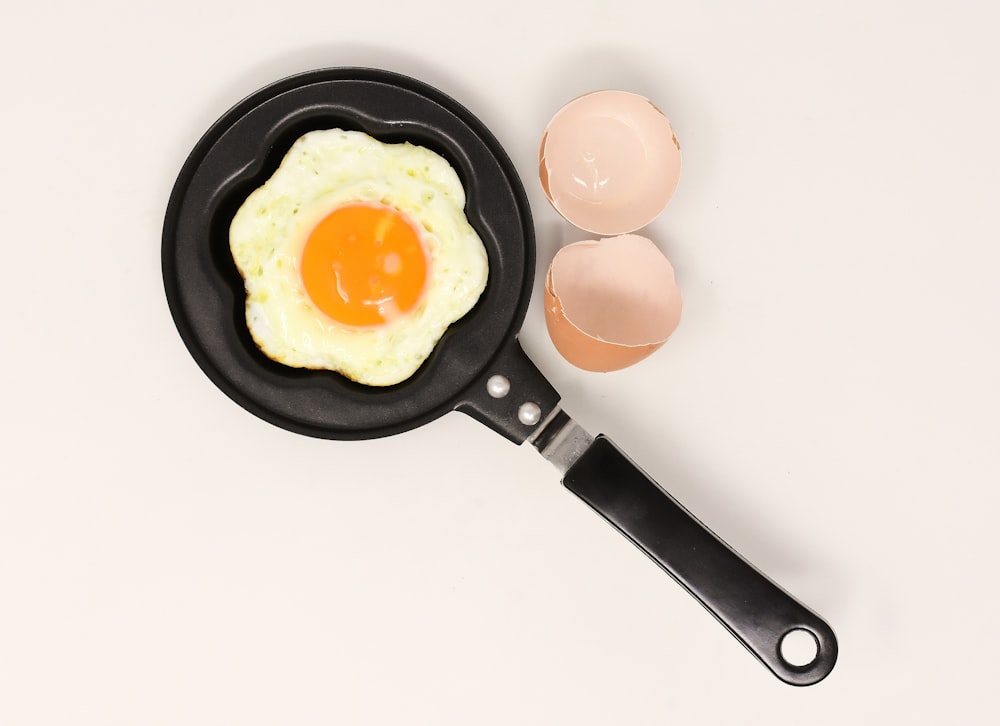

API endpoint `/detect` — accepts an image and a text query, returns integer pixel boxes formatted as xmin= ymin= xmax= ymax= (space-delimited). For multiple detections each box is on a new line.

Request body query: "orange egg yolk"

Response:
xmin=301 ymin=203 xmax=429 ymax=327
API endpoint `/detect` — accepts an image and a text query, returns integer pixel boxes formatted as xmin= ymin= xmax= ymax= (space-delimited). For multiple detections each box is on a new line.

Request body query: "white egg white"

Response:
xmin=229 ymin=129 xmax=489 ymax=386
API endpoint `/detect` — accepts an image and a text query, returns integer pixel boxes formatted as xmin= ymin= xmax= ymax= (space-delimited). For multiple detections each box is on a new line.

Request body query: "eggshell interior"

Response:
xmin=544 ymin=234 xmax=682 ymax=372
xmin=539 ymin=90 xmax=682 ymax=236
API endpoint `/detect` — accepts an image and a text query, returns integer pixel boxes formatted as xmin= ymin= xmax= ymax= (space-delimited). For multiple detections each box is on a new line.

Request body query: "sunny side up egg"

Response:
xmin=229 ymin=129 xmax=489 ymax=386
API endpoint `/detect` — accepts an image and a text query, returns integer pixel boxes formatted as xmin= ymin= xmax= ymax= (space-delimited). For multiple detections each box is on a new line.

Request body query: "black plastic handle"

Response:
xmin=563 ymin=435 xmax=838 ymax=686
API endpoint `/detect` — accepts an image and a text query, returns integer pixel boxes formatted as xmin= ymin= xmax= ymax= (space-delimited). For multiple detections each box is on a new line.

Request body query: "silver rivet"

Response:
xmin=486 ymin=375 xmax=511 ymax=398
xmin=518 ymin=402 xmax=542 ymax=426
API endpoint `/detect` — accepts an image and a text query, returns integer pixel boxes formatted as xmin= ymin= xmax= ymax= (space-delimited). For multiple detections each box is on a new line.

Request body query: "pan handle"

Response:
xmin=537 ymin=423 xmax=838 ymax=686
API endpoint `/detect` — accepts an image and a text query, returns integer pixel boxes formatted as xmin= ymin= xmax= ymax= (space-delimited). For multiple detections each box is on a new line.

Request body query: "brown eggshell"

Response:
xmin=544 ymin=235 xmax=682 ymax=372
xmin=539 ymin=90 xmax=682 ymax=236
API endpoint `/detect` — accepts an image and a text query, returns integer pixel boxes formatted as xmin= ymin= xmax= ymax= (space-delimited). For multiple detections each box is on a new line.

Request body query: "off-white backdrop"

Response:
xmin=3 ymin=1 xmax=998 ymax=724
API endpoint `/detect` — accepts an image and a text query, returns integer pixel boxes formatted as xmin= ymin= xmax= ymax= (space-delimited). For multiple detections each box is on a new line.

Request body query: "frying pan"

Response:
xmin=162 ymin=67 xmax=837 ymax=686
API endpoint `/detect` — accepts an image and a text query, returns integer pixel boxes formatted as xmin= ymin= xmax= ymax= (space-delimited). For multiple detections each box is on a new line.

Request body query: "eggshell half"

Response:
xmin=539 ymin=90 xmax=682 ymax=236
xmin=544 ymin=234 xmax=682 ymax=372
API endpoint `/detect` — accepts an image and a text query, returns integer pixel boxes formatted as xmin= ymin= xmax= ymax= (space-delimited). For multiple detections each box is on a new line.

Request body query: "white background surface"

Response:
xmin=3 ymin=1 xmax=999 ymax=723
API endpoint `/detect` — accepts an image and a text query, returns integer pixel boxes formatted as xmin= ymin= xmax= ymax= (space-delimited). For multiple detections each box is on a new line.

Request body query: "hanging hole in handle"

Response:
xmin=779 ymin=628 xmax=820 ymax=668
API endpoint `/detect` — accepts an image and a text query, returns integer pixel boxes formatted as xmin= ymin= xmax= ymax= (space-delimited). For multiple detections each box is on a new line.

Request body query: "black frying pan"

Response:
xmin=162 ymin=67 xmax=837 ymax=686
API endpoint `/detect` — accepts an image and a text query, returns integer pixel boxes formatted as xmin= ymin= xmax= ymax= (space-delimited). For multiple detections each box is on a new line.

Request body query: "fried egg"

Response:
xmin=229 ymin=129 xmax=489 ymax=386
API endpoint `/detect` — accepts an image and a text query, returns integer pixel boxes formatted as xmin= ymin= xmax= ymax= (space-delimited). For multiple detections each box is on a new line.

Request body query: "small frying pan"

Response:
xmin=162 ymin=67 xmax=837 ymax=686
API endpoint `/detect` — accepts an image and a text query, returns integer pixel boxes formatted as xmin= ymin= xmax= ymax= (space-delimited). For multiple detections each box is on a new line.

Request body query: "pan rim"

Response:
xmin=161 ymin=67 xmax=535 ymax=440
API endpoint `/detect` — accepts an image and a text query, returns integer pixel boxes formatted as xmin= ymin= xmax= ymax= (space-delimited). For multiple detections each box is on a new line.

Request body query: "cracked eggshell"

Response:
xmin=539 ymin=90 xmax=682 ymax=236
xmin=544 ymin=234 xmax=682 ymax=372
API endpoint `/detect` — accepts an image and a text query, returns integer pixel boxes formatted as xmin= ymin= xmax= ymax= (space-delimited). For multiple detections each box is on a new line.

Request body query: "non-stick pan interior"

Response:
xmin=162 ymin=68 xmax=536 ymax=439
